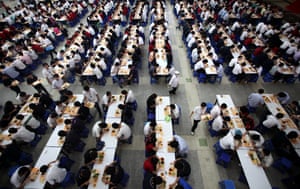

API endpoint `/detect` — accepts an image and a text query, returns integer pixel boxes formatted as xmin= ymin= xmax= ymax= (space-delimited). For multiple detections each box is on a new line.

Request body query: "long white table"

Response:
xmin=237 ymin=150 xmax=272 ymax=189
xmin=156 ymin=96 xmax=171 ymax=121
xmin=156 ymin=121 xmax=174 ymax=154
xmin=24 ymin=146 xmax=61 ymax=189
xmin=216 ymin=94 xmax=235 ymax=108
xmin=156 ymin=152 xmax=176 ymax=188
xmin=262 ymin=93 xmax=300 ymax=156
xmin=106 ymin=95 xmax=125 ymax=119
xmin=87 ymin=147 xmax=116 ymax=189
xmin=96 ymin=118 xmax=120 ymax=149
xmin=216 ymin=94 xmax=272 ymax=189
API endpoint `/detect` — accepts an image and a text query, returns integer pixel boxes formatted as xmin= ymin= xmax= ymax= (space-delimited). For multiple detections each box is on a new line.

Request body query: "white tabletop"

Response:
xmin=156 ymin=121 xmax=174 ymax=153
xmin=45 ymin=118 xmax=71 ymax=148
xmin=101 ymin=118 xmax=120 ymax=148
xmin=216 ymin=94 xmax=235 ymax=108
xmin=156 ymin=96 xmax=171 ymax=121
xmin=24 ymin=146 xmax=61 ymax=189
xmin=106 ymin=95 xmax=125 ymax=119
xmin=237 ymin=149 xmax=272 ymax=189
xmin=156 ymin=152 xmax=177 ymax=188
xmin=87 ymin=147 xmax=116 ymax=189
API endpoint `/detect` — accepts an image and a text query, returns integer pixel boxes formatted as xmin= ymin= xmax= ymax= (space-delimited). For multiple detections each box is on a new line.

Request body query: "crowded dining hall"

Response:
xmin=0 ymin=0 xmax=300 ymax=189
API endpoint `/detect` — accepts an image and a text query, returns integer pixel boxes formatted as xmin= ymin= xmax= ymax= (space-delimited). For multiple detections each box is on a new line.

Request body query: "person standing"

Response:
xmin=190 ymin=102 xmax=207 ymax=135
xmin=82 ymin=86 xmax=102 ymax=118
xmin=168 ymin=73 xmax=179 ymax=95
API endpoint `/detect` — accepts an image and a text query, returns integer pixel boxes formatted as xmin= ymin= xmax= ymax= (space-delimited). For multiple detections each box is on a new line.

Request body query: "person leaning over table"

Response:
xmin=271 ymin=130 xmax=300 ymax=162
xmin=247 ymin=88 xmax=264 ymax=111
xmin=101 ymin=91 xmax=112 ymax=114
xmin=276 ymin=91 xmax=290 ymax=106
xmin=16 ymin=91 xmax=30 ymax=105
xmin=52 ymin=73 xmax=67 ymax=95
xmin=10 ymin=164 xmax=32 ymax=189
xmin=76 ymin=165 xmax=91 ymax=189
xmin=54 ymin=100 xmax=66 ymax=116
xmin=260 ymin=113 xmax=284 ymax=130
xmin=190 ymin=102 xmax=208 ymax=136
xmin=92 ymin=122 xmax=108 ymax=142
xmin=47 ymin=112 xmax=59 ymax=129
xmin=43 ymin=159 xmax=67 ymax=188
xmin=83 ymin=148 xmax=98 ymax=166
xmin=143 ymin=155 xmax=160 ymax=174
xmin=144 ymin=121 xmax=157 ymax=137
xmin=118 ymin=104 xmax=134 ymax=126
xmin=219 ymin=129 xmax=243 ymax=152
xmin=103 ymin=161 xmax=125 ymax=188
xmin=168 ymin=72 xmax=179 ymax=95
xmin=26 ymin=73 xmax=50 ymax=96
xmin=211 ymin=115 xmax=231 ymax=136
xmin=169 ymin=158 xmax=191 ymax=188
xmin=146 ymin=93 xmax=158 ymax=114
xmin=248 ymin=130 xmax=265 ymax=148
xmin=170 ymin=103 xmax=180 ymax=123
xmin=210 ymin=103 xmax=227 ymax=120
xmin=121 ymin=89 xmax=136 ymax=107
xmin=257 ymin=148 xmax=274 ymax=168
xmin=42 ymin=63 xmax=54 ymax=85
xmin=113 ymin=122 xmax=132 ymax=144
xmin=82 ymin=85 xmax=102 ymax=118
xmin=169 ymin=135 xmax=189 ymax=158
xmin=8 ymin=126 xmax=36 ymax=144
xmin=143 ymin=172 xmax=164 ymax=189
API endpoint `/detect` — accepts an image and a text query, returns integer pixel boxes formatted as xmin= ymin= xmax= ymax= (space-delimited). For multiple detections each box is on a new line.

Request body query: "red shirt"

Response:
xmin=143 ymin=157 xmax=155 ymax=173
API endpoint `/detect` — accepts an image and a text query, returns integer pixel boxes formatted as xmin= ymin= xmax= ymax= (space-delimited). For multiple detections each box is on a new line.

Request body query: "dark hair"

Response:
xmin=16 ymin=114 xmax=24 ymax=120
xmin=83 ymin=86 xmax=90 ymax=91
xmin=287 ymin=131 xmax=298 ymax=139
xmin=277 ymin=92 xmax=287 ymax=98
xmin=220 ymin=103 xmax=227 ymax=109
xmin=105 ymin=166 xmax=115 ymax=175
xmin=263 ymin=148 xmax=271 ymax=156
xmin=201 ymin=102 xmax=207 ymax=107
xmin=169 ymin=140 xmax=179 ymax=148
xmin=99 ymin=122 xmax=108 ymax=128
xmin=275 ymin=113 xmax=284 ymax=119
xmin=250 ymin=134 xmax=260 ymax=141
xmin=118 ymin=104 xmax=125 ymax=110
xmin=154 ymin=176 xmax=163 ymax=184
xmin=258 ymin=89 xmax=264 ymax=94
xmin=64 ymin=119 xmax=72 ymax=125
xmin=40 ymin=165 xmax=49 ymax=174
xmin=234 ymin=134 xmax=242 ymax=140
xmin=112 ymin=123 xmax=119 ymax=129
xmin=121 ymin=90 xmax=128 ymax=95
xmin=170 ymin=104 xmax=176 ymax=109
xmin=58 ymin=130 xmax=67 ymax=137
xmin=8 ymin=127 xmax=18 ymax=134
xmin=74 ymin=101 xmax=81 ymax=107
xmin=223 ymin=116 xmax=231 ymax=122
xmin=18 ymin=166 xmax=30 ymax=176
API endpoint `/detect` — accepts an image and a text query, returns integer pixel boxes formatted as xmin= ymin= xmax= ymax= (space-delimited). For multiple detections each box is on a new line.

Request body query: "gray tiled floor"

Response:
xmin=1 ymin=0 xmax=300 ymax=189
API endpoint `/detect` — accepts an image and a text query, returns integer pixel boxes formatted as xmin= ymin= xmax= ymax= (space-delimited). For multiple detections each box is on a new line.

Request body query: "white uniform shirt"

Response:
xmin=83 ymin=88 xmax=99 ymax=103
xmin=46 ymin=162 xmax=67 ymax=185
xmin=117 ymin=123 xmax=131 ymax=140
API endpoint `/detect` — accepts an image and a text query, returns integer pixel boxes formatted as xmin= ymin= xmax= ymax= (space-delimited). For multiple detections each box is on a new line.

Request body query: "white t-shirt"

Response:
xmin=92 ymin=123 xmax=101 ymax=138
xmin=219 ymin=129 xmax=236 ymax=150
xmin=192 ymin=106 xmax=207 ymax=120
xmin=212 ymin=115 xmax=223 ymax=131
xmin=12 ymin=127 xmax=35 ymax=143
xmin=46 ymin=162 xmax=67 ymax=185
xmin=117 ymin=123 xmax=131 ymax=140
xmin=83 ymin=88 xmax=99 ymax=103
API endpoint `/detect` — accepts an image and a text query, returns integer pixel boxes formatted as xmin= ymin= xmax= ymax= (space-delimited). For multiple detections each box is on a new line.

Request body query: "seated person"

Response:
xmin=76 ymin=166 xmax=91 ymax=189
xmin=143 ymin=172 xmax=163 ymax=189
xmin=103 ymin=161 xmax=125 ymax=188
xmin=172 ymin=158 xmax=191 ymax=184
xmin=261 ymin=113 xmax=284 ymax=129
xmin=143 ymin=121 xmax=157 ymax=137
xmin=47 ymin=112 xmax=59 ymax=129
xmin=10 ymin=165 xmax=32 ymax=188
xmin=112 ymin=122 xmax=132 ymax=143
xmin=169 ymin=135 xmax=189 ymax=158
xmin=8 ymin=127 xmax=35 ymax=144
xmin=44 ymin=159 xmax=68 ymax=187
xmin=84 ymin=148 xmax=98 ymax=165
xmin=248 ymin=130 xmax=264 ymax=148
xmin=143 ymin=155 xmax=159 ymax=174
xmin=276 ymin=91 xmax=290 ymax=105
xmin=145 ymin=134 xmax=157 ymax=157
xmin=258 ymin=148 xmax=274 ymax=168
xmin=118 ymin=104 xmax=134 ymax=125
xmin=146 ymin=93 xmax=158 ymax=113
xmin=219 ymin=129 xmax=243 ymax=151
xmin=92 ymin=122 xmax=108 ymax=141
xmin=170 ymin=104 xmax=180 ymax=123
xmin=211 ymin=115 xmax=230 ymax=136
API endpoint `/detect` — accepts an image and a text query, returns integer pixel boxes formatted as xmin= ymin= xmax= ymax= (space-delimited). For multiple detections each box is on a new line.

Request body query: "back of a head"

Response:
xmin=277 ymin=92 xmax=286 ymax=98
xmin=220 ymin=103 xmax=227 ymax=109
xmin=18 ymin=166 xmax=30 ymax=176
xmin=258 ymin=88 xmax=264 ymax=94
xmin=287 ymin=131 xmax=298 ymax=139
xmin=154 ymin=176 xmax=163 ymax=185
xmin=83 ymin=85 xmax=89 ymax=91
xmin=201 ymin=102 xmax=207 ymax=107
xmin=250 ymin=134 xmax=260 ymax=141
